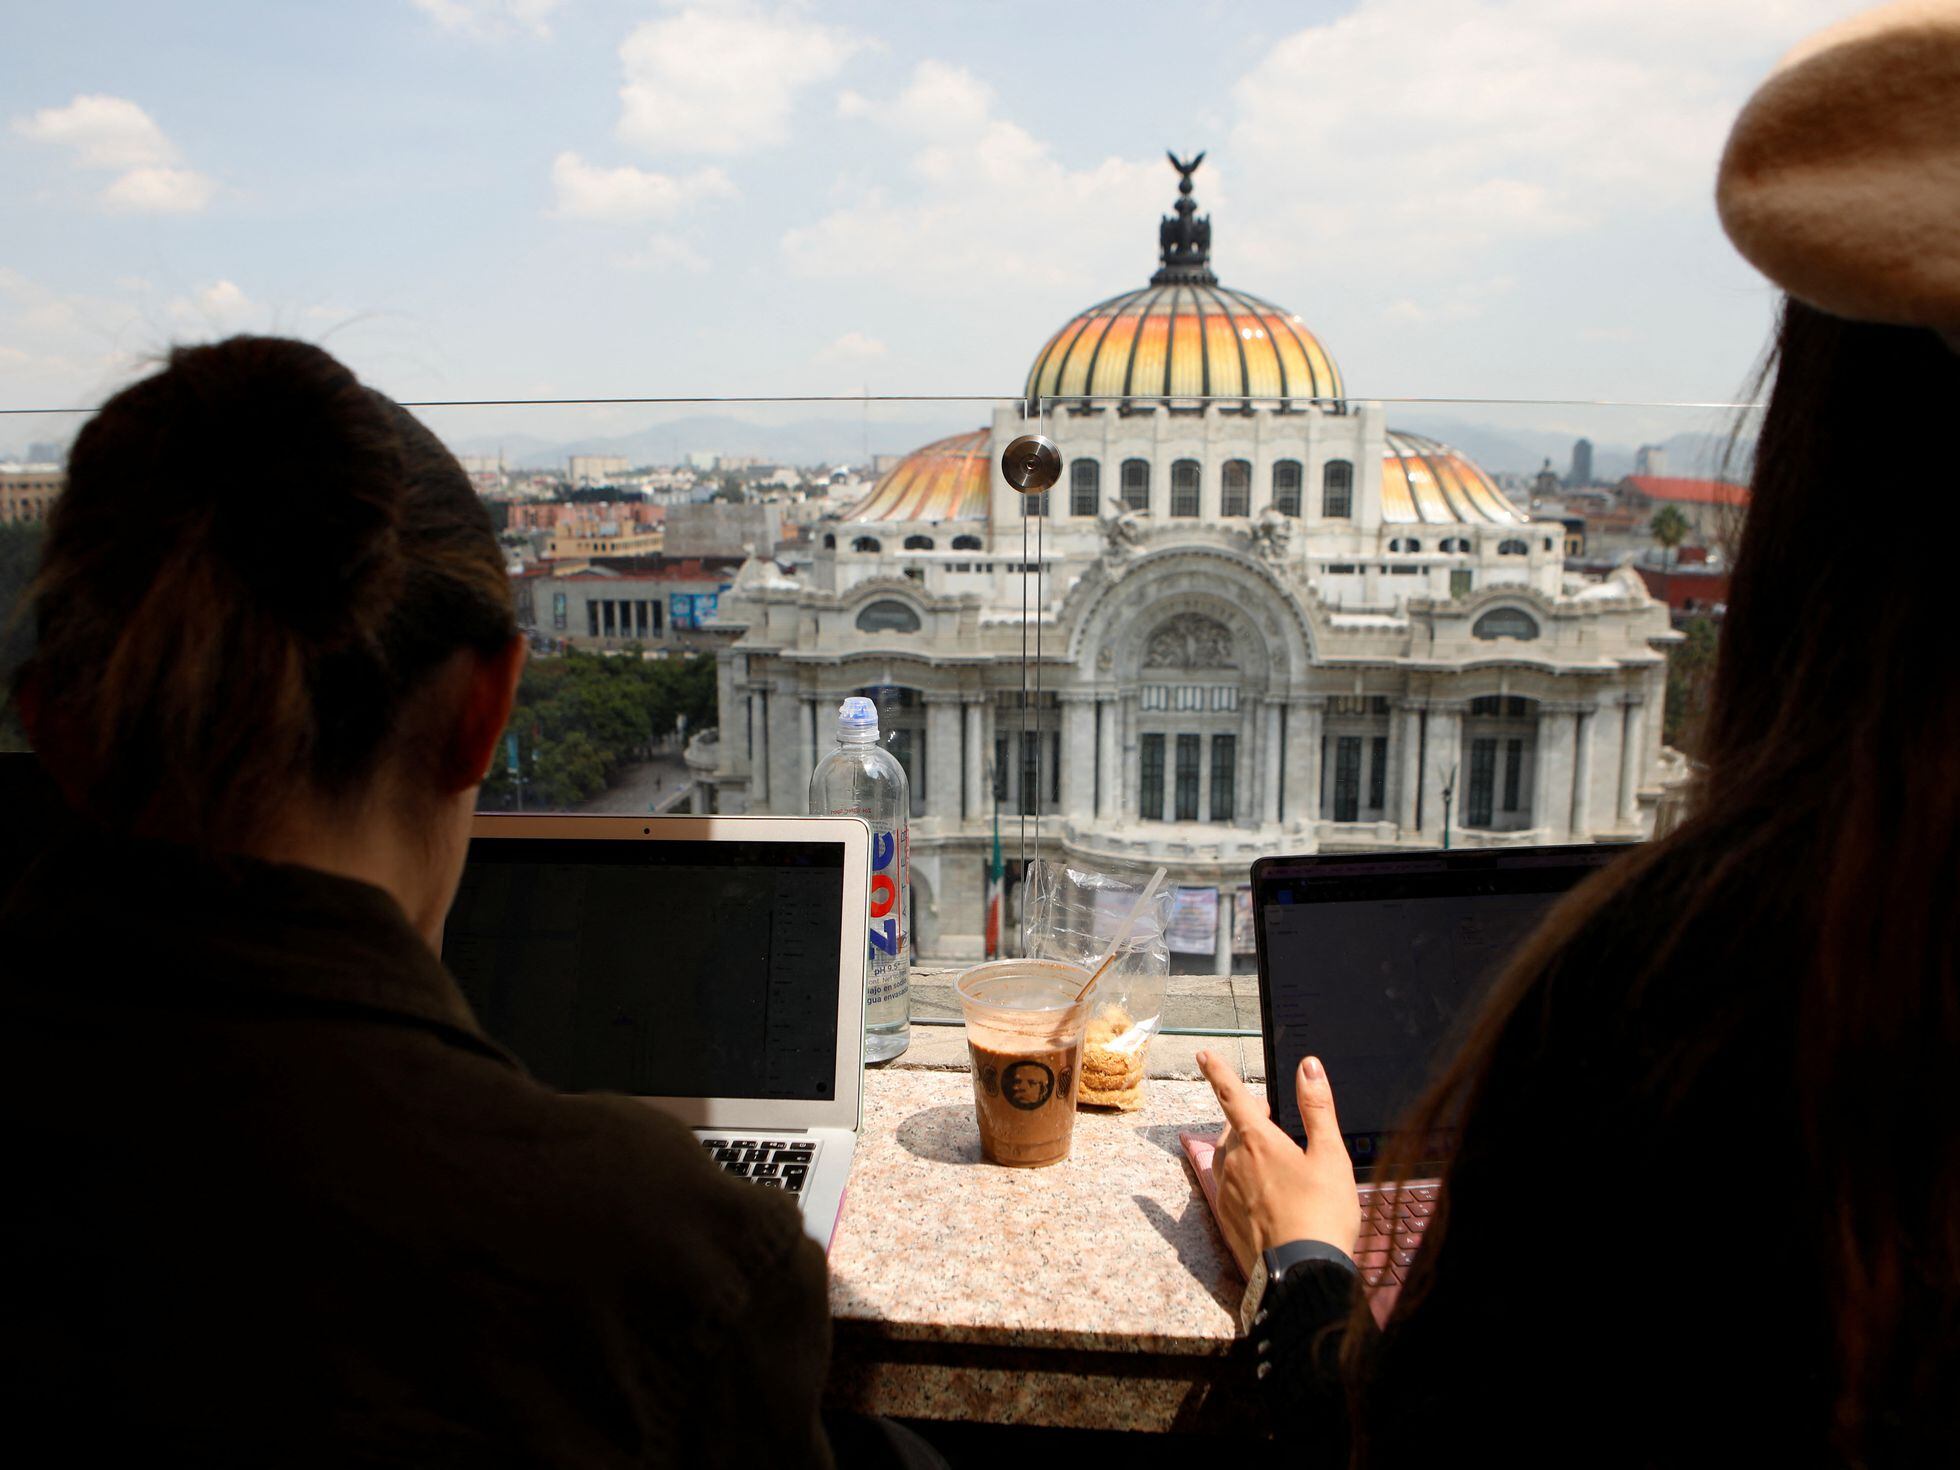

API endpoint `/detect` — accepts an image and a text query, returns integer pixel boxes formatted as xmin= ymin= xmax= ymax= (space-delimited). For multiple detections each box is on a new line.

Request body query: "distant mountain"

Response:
xmin=446 ymin=413 xmax=978 ymax=472
xmin=1393 ymin=413 xmax=1752 ymax=484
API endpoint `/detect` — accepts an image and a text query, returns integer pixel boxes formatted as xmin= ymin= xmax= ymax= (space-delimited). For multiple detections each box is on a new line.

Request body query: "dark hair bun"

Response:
xmin=158 ymin=336 xmax=407 ymax=644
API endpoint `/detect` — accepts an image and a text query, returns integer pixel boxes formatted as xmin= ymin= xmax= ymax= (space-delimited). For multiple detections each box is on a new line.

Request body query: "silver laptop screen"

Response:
xmin=443 ymin=838 xmax=844 ymax=1101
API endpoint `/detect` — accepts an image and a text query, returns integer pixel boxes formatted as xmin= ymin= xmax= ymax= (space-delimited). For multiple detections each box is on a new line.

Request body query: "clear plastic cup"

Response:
xmin=955 ymin=958 xmax=1095 ymax=1167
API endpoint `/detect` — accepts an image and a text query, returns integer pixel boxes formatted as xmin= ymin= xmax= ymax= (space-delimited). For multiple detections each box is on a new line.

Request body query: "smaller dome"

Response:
xmin=1381 ymin=430 xmax=1527 ymax=526
xmin=846 ymin=429 xmax=990 ymax=523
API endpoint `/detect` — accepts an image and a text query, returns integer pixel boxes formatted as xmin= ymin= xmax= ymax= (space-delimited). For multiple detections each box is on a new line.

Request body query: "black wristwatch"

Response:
xmin=1240 ymin=1239 xmax=1358 ymax=1333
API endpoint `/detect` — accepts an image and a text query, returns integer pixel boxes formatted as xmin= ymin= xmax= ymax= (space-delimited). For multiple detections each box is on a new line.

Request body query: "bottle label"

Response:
xmin=867 ymin=824 xmax=907 ymax=970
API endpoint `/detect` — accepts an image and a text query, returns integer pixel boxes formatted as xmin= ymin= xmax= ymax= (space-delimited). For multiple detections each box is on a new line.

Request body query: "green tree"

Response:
xmin=1650 ymin=505 xmax=1691 ymax=571
xmin=1663 ymin=615 xmax=1720 ymax=758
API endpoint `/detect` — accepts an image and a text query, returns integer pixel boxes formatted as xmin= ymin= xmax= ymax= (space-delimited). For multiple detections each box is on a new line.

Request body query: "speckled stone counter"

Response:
xmin=825 ymin=1068 xmax=1267 ymax=1434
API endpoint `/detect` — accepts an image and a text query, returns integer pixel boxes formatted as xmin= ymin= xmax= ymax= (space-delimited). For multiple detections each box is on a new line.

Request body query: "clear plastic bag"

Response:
xmin=1023 ymin=860 xmax=1172 ymax=1111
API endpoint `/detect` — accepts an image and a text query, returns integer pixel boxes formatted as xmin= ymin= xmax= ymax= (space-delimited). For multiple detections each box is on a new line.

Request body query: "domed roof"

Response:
xmin=1381 ymin=430 xmax=1527 ymax=525
xmin=1025 ymin=152 xmax=1343 ymax=408
xmin=846 ymin=428 xmax=990 ymax=523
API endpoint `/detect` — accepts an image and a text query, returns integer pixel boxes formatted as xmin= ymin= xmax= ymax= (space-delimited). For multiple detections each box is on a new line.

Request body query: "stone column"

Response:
xmin=1096 ymin=696 xmax=1121 ymax=822
xmin=1285 ymin=697 xmax=1323 ymax=832
xmin=1120 ymin=696 xmax=1141 ymax=819
xmin=748 ymin=690 xmax=768 ymax=806
xmin=1571 ymin=707 xmax=1596 ymax=839
xmin=963 ymin=696 xmax=989 ymax=823
xmin=1261 ymin=700 xmax=1284 ymax=826
xmin=925 ymin=693 xmax=963 ymax=825
xmin=1422 ymin=702 xmax=1463 ymax=842
xmin=1059 ymin=693 xmax=1095 ymax=822
xmin=1214 ymin=887 xmax=1234 ymax=977
xmin=1396 ymin=701 xmax=1423 ymax=835
xmin=715 ymin=654 xmax=741 ymax=778
xmin=1531 ymin=704 xmax=1573 ymax=839
xmin=1617 ymin=698 xmax=1645 ymax=826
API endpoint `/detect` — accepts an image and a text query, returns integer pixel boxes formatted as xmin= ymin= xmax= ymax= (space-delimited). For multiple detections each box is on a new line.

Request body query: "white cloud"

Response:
xmin=13 ymin=93 xmax=217 ymax=215
xmin=411 ymin=0 xmax=561 ymax=39
xmin=166 ymin=279 xmax=260 ymax=333
xmin=624 ymin=233 xmax=711 ymax=273
xmin=551 ymin=151 xmax=736 ymax=220
xmin=615 ymin=4 xmax=862 ymax=156
xmin=101 ymin=165 xmax=218 ymax=214
xmin=782 ymin=61 xmax=1164 ymax=293
xmin=14 ymin=94 xmax=175 ymax=169
xmin=1225 ymin=0 xmax=1862 ymax=280
xmin=814 ymin=330 xmax=887 ymax=365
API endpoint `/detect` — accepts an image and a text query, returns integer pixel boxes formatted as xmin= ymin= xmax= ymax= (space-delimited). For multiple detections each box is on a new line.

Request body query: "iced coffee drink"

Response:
xmin=955 ymin=959 xmax=1094 ymax=1167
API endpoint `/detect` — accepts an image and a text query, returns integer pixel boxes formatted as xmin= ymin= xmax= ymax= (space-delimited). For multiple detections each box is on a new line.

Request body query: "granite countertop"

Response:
xmin=825 ymin=1068 xmax=1268 ymax=1432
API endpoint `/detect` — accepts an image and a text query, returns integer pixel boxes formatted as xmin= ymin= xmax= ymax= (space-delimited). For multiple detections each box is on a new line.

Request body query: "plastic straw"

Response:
xmin=1073 ymin=867 xmax=1168 ymax=1003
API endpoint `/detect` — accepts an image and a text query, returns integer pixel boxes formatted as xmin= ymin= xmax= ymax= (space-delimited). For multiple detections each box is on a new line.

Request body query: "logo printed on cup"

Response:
xmin=1002 ymin=1059 xmax=1055 ymax=1111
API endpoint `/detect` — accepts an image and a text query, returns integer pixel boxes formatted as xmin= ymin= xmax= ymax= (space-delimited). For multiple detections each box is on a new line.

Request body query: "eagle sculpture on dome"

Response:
xmin=1153 ymin=150 xmax=1216 ymax=285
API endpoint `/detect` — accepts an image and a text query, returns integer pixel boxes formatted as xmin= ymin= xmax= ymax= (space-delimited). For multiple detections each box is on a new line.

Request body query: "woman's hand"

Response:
xmin=1196 ymin=1050 xmax=1362 ymax=1268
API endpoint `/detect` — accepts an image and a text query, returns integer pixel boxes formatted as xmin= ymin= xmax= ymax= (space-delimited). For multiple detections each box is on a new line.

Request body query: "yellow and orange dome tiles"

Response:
xmin=1024 ymin=283 xmax=1343 ymax=407
xmin=844 ymin=429 xmax=992 ymax=523
xmin=1381 ymin=431 xmax=1525 ymax=525
xmin=844 ymin=426 xmax=1525 ymax=527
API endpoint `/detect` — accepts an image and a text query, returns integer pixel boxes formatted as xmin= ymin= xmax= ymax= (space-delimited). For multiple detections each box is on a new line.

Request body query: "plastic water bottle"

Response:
xmin=810 ymin=696 xmax=910 ymax=1063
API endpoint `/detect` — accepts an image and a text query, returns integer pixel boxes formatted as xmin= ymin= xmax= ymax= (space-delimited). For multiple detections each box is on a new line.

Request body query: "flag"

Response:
xmin=984 ymin=791 xmax=1003 ymax=959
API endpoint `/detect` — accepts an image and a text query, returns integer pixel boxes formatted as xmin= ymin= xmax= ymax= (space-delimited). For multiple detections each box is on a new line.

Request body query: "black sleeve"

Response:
xmin=1254 ymin=1256 xmax=1375 ymax=1455
xmin=680 ymin=1226 xmax=836 ymax=1470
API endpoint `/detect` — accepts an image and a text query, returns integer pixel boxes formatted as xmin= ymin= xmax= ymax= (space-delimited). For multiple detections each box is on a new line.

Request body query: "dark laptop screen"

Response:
xmin=442 ymin=837 xmax=845 ymax=1102
xmin=1255 ymin=847 xmax=1617 ymax=1167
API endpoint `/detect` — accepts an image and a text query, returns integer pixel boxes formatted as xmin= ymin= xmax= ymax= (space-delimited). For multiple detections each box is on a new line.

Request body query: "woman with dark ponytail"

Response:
xmin=1199 ymin=6 xmax=1960 ymax=1466
xmin=1 ymin=337 xmax=835 ymax=1465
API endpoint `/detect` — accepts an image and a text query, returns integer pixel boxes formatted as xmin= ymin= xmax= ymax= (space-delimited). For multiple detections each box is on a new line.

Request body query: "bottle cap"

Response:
xmin=836 ymin=696 xmax=880 ymax=742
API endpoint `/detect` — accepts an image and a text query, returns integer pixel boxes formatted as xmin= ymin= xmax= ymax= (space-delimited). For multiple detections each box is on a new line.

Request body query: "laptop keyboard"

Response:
xmin=1353 ymin=1181 xmax=1440 ymax=1289
xmin=700 ymin=1137 xmax=818 ymax=1204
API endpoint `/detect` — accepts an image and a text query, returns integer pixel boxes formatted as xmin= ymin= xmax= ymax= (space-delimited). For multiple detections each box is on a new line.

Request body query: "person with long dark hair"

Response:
xmin=0 ymin=337 xmax=835 ymax=1465
xmin=1199 ymin=5 xmax=1960 ymax=1464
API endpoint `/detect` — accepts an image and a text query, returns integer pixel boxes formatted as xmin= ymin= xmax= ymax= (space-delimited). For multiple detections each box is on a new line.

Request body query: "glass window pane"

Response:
xmin=1140 ymin=733 xmax=1165 ymax=820
xmin=1121 ymin=457 xmax=1151 ymax=511
xmin=1273 ymin=459 xmax=1303 ymax=516
xmin=1333 ymin=736 xmax=1361 ymax=821
xmin=1210 ymin=734 xmax=1236 ymax=821
xmin=1070 ymin=459 xmax=1100 ymax=517
xmin=1175 ymin=733 xmax=1201 ymax=819
xmin=1322 ymin=459 xmax=1354 ymax=518
xmin=1221 ymin=460 xmax=1250 ymax=517
xmin=1171 ymin=459 xmax=1200 ymax=518
xmin=1468 ymin=737 xmax=1497 ymax=827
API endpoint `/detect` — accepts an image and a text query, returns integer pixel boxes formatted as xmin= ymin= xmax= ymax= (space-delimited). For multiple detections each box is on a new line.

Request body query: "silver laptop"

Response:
xmin=442 ymin=814 xmax=870 ymax=1251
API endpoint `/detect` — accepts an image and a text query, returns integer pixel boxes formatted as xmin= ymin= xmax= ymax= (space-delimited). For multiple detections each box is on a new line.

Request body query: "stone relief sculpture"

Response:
xmin=1143 ymin=613 xmax=1236 ymax=669
xmin=1249 ymin=506 xmax=1295 ymax=563
xmin=1098 ymin=498 xmax=1146 ymax=562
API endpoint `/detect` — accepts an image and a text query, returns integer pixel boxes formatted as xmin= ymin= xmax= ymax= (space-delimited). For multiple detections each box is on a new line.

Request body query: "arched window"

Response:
xmin=1322 ymin=460 xmax=1354 ymax=518
xmin=855 ymin=599 xmax=921 ymax=634
xmin=1440 ymin=536 xmax=1471 ymax=553
xmin=852 ymin=535 xmax=883 ymax=553
xmin=822 ymin=533 xmax=836 ymax=549
xmin=1472 ymin=608 xmax=1540 ymax=641
xmin=1272 ymin=459 xmax=1303 ymax=516
xmin=903 ymin=534 xmax=934 ymax=550
xmin=1121 ymin=457 xmax=1150 ymax=512
xmin=1170 ymin=459 xmax=1201 ymax=517
xmin=951 ymin=533 xmax=983 ymax=550
xmin=1389 ymin=537 xmax=1422 ymax=553
xmin=1221 ymin=459 xmax=1251 ymax=517
xmin=1543 ymin=536 xmax=1556 ymax=552
xmin=1498 ymin=538 xmax=1529 ymax=556
xmin=1069 ymin=459 xmax=1100 ymax=518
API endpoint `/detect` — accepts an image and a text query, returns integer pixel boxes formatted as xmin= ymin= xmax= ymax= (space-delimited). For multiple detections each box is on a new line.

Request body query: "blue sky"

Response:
xmin=2 ymin=0 xmax=1863 ymax=452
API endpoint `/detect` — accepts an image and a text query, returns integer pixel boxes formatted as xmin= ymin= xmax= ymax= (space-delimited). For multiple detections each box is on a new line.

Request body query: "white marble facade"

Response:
xmin=692 ymin=171 xmax=1679 ymax=963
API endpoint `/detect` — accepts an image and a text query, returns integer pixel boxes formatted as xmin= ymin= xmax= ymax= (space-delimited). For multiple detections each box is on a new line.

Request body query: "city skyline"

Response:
xmin=4 ymin=0 xmax=1860 ymax=446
